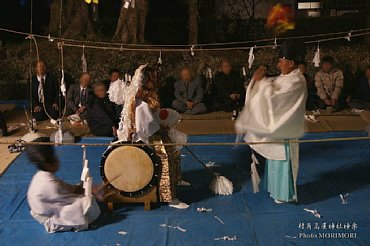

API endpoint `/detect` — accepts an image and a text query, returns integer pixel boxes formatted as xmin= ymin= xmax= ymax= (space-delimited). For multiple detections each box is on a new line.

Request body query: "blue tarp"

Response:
xmin=0 ymin=132 xmax=369 ymax=246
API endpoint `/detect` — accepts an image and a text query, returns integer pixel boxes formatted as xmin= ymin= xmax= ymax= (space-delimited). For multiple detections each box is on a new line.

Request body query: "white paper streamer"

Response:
xmin=339 ymin=193 xmax=350 ymax=204
xmin=81 ymin=46 xmax=87 ymax=72
xmin=272 ymin=37 xmax=277 ymax=49
xmin=160 ymin=224 xmax=186 ymax=232
xmin=60 ymin=70 xmax=66 ymax=97
xmin=242 ymin=66 xmax=247 ymax=76
xmin=47 ymin=34 xmax=54 ymax=42
xmin=158 ymin=50 xmax=162 ymax=64
xmin=197 ymin=207 xmax=212 ymax=212
xmin=118 ymin=231 xmax=128 ymax=235
xmin=313 ymin=43 xmax=320 ymax=68
xmin=251 ymin=152 xmax=260 ymax=193
xmin=345 ymin=31 xmax=352 ymax=41
xmin=215 ymin=236 xmax=237 ymax=241
xmin=190 ymin=45 xmax=195 ymax=56
xmin=304 ymin=208 xmax=322 ymax=218
xmin=83 ymin=176 xmax=92 ymax=197
xmin=248 ymin=46 xmax=256 ymax=69
xmin=214 ymin=216 xmax=224 ymax=224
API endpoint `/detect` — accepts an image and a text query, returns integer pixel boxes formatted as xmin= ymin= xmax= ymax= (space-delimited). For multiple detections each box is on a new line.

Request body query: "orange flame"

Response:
xmin=267 ymin=4 xmax=295 ymax=34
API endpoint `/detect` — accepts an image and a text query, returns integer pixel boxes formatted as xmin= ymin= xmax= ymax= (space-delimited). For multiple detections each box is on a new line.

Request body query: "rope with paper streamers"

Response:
xmin=1 ymin=27 xmax=370 ymax=48
xmin=1 ymin=136 xmax=370 ymax=147
xmin=1 ymin=27 xmax=370 ymax=51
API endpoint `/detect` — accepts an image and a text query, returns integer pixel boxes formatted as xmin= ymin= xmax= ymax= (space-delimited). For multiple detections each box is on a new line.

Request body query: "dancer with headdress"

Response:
xmin=108 ymin=65 xmax=187 ymax=204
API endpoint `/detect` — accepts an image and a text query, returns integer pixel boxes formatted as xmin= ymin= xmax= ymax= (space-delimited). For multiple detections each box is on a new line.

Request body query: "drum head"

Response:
xmin=100 ymin=141 xmax=161 ymax=197
xmin=105 ymin=146 xmax=154 ymax=192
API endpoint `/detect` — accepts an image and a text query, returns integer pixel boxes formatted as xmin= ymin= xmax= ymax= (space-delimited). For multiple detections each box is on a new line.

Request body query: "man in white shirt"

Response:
xmin=31 ymin=60 xmax=60 ymax=122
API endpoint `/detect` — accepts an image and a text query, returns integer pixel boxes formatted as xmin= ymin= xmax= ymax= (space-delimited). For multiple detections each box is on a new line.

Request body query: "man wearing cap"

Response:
xmin=236 ymin=41 xmax=307 ymax=203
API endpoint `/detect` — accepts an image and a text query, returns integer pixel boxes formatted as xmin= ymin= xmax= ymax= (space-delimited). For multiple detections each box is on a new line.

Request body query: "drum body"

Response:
xmin=100 ymin=141 xmax=161 ymax=197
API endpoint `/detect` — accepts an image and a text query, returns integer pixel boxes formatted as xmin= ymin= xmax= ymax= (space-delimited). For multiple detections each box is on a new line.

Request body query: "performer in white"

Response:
xmin=26 ymin=138 xmax=101 ymax=233
xmin=236 ymin=41 xmax=307 ymax=203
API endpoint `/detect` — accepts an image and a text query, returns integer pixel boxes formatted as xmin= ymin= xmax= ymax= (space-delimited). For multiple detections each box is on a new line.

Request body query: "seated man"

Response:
xmin=347 ymin=65 xmax=370 ymax=111
xmin=299 ymin=62 xmax=318 ymax=110
xmin=66 ymin=72 xmax=92 ymax=120
xmin=213 ymin=59 xmax=245 ymax=112
xmin=31 ymin=60 xmax=60 ymax=122
xmin=87 ymin=82 xmax=118 ymax=137
xmin=314 ymin=56 xmax=345 ymax=111
xmin=172 ymin=66 xmax=207 ymax=115
xmin=103 ymin=68 xmax=121 ymax=91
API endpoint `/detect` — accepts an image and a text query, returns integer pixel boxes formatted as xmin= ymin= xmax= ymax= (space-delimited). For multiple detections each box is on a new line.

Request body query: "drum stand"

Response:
xmin=103 ymin=186 xmax=159 ymax=211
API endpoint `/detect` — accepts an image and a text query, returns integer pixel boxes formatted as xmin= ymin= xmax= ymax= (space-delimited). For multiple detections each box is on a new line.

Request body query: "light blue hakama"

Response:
xmin=264 ymin=143 xmax=295 ymax=202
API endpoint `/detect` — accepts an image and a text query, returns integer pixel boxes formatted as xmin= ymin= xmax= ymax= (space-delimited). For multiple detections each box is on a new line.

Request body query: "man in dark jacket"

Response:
xmin=172 ymin=66 xmax=207 ymax=114
xmin=66 ymin=72 xmax=92 ymax=120
xmin=212 ymin=59 xmax=245 ymax=112
xmin=31 ymin=60 xmax=60 ymax=122
xmin=347 ymin=65 xmax=370 ymax=110
xmin=87 ymin=82 xmax=118 ymax=137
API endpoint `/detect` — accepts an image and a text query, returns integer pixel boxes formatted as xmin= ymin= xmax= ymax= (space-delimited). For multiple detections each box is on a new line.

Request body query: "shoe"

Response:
xmin=274 ymin=199 xmax=286 ymax=204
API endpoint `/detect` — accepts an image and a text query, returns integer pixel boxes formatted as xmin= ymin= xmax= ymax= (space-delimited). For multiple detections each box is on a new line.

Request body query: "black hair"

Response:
xmin=298 ymin=61 xmax=307 ymax=67
xmin=94 ymin=81 xmax=106 ymax=89
xmin=321 ymin=56 xmax=335 ymax=65
xmin=34 ymin=60 xmax=46 ymax=68
xmin=365 ymin=65 xmax=370 ymax=71
xmin=26 ymin=137 xmax=58 ymax=171
xmin=79 ymin=72 xmax=90 ymax=79
xmin=109 ymin=68 xmax=120 ymax=75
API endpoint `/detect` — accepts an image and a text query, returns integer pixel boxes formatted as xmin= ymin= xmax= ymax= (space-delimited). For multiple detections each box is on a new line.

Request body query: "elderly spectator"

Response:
xmin=87 ymin=82 xmax=118 ymax=137
xmin=213 ymin=59 xmax=245 ymax=112
xmin=315 ymin=56 xmax=345 ymax=111
xmin=31 ymin=60 xmax=60 ymax=122
xmin=172 ymin=66 xmax=207 ymax=114
xmin=347 ymin=65 xmax=370 ymax=111
xmin=66 ymin=72 xmax=92 ymax=120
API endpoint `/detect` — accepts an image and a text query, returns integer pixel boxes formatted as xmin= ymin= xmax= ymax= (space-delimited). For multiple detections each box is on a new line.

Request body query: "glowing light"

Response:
xmin=266 ymin=4 xmax=295 ymax=34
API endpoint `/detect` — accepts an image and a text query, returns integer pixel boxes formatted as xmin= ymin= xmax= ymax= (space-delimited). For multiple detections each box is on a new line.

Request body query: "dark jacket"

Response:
xmin=213 ymin=71 xmax=245 ymax=105
xmin=66 ymin=83 xmax=92 ymax=115
xmin=31 ymin=73 xmax=60 ymax=108
xmin=174 ymin=77 xmax=204 ymax=104
xmin=87 ymin=96 xmax=118 ymax=133
xmin=352 ymin=77 xmax=370 ymax=102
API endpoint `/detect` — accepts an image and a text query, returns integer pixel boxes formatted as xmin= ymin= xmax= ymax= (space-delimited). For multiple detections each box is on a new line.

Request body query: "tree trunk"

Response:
xmin=113 ymin=0 xmax=148 ymax=44
xmin=188 ymin=0 xmax=198 ymax=45
xmin=48 ymin=0 xmax=96 ymax=39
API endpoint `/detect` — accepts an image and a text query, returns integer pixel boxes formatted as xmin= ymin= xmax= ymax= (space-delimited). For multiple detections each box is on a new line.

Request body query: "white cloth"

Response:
xmin=235 ymin=68 xmax=307 ymax=160
xmin=133 ymin=100 xmax=160 ymax=143
xmin=37 ymin=75 xmax=46 ymax=103
xmin=27 ymin=171 xmax=100 ymax=233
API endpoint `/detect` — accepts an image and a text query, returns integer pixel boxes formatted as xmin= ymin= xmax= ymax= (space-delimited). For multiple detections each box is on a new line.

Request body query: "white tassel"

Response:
xmin=251 ymin=152 xmax=260 ymax=193
xmin=248 ymin=46 xmax=256 ymax=69
xmin=313 ymin=43 xmax=320 ymax=68
xmin=81 ymin=46 xmax=87 ymax=72
xmin=210 ymin=176 xmax=233 ymax=196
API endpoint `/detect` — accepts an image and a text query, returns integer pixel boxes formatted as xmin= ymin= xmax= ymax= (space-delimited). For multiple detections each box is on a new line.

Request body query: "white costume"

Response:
xmin=27 ymin=171 xmax=101 ymax=233
xmin=236 ymin=68 xmax=307 ymax=201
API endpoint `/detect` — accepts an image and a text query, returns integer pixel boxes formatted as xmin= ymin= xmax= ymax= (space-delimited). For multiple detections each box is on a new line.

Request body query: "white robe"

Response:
xmin=27 ymin=171 xmax=101 ymax=233
xmin=133 ymin=100 xmax=160 ymax=143
xmin=235 ymin=69 xmax=307 ymax=198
